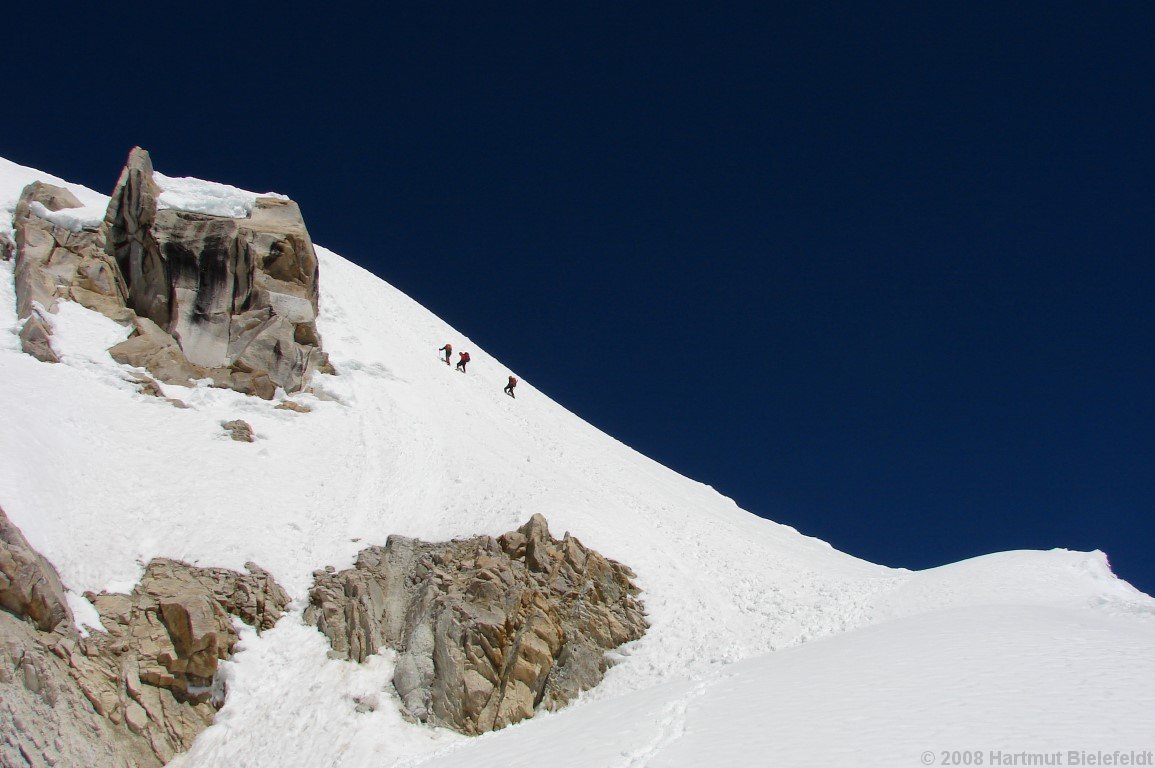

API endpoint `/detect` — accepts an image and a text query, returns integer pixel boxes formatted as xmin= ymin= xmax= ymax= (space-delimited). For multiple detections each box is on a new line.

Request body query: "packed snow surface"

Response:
xmin=154 ymin=170 xmax=287 ymax=217
xmin=2 ymin=156 xmax=1152 ymax=767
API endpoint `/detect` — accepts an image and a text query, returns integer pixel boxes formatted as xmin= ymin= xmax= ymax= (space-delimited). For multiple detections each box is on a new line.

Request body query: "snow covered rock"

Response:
xmin=53 ymin=558 xmax=288 ymax=764
xmin=105 ymin=147 xmax=331 ymax=396
xmin=7 ymin=146 xmax=334 ymax=399
xmin=1 ymin=506 xmax=157 ymax=766
xmin=1 ymin=504 xmax=289 ymax=766
xmin=305 ymin=514 xmax=647 ymax=735
xmin=85 ymin=558 xmax=289 ymax=705
xmin=13 ymin=182 xmax=130 ymax=318
xmin=10 ymin=180 xmax=130 ymax=363
xmin=273 ymin=399 xmax=311 ymax=413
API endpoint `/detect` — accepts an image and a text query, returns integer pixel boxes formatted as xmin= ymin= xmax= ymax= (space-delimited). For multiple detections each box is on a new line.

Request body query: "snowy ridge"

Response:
xmin=2 ymin=156 xmax=1152 ymax=767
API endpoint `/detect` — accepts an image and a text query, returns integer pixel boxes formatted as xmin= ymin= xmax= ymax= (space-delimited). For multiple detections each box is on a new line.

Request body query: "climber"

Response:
xmin=456 ymin=351 xmax=471 ymax=372
xmin=439 ymin=343 xmax=453 ymax=365
xmin=504 ymin=375 xmax=518 ymax=398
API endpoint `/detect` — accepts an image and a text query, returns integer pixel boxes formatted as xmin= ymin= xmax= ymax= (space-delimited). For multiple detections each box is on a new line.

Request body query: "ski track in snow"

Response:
xmin=2 ymin=157 xmax=1153 ymax=767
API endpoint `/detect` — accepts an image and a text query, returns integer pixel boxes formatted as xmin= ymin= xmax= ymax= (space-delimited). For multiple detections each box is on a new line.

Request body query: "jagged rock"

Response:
xmin=79 ymin=557 xmax=289 ymax=760
xmin=110 ymin=318 xmax=276 ymax=400
xmin=8 ymin=150 xmax=331 ymax=399
xmin=12 ymin=182 xmax=131 ymax=318
xmin=0 ymin=505 xmax=154 ymax=766
xmin=107 ymin=558 xmax=288 ymax=702
xmin=1 ymin=614 xmax=161 ymax=768
xmin=12 ymin=188 xmax=75 ymax=319
xmin=105 ymin=147 xmax=329 ymax=395
xmin=305 ymin=515 xmax=647 ymax=735
xmin=222 ymin=420 xmax=255 ymax=442
xmin=219 ymin=366 xmax=276 ymax=400
xmin=0 ymin=505 xmax=70 ymax=632
xmin=104 ymin=148 xmax=167 ymax=328
xmin=110 ymin=316 xmax=208 ymax=385
xmin=9 ymin=181 xmax=132 ymax=365
xmin=0 ymin=506 xmax=289 ymax=766
xmin=274 ymin=399 xmax=312 ymax=413
xmin=17 ymin=311 xmax=59 ymax=364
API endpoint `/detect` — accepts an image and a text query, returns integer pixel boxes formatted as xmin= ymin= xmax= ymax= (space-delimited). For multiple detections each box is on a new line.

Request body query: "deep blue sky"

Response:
xmin=5 ymin=4 xmax=1152 ymax=594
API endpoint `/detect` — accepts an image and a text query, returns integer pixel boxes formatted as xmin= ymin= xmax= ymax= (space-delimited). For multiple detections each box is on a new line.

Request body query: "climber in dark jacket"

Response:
xmin=504 ymin=375 xmax=518 ymax=398
xmin=456 ymin=351 xmax=471 ymax=372
xmin=439 ymin=343 xmax=452 ymax=365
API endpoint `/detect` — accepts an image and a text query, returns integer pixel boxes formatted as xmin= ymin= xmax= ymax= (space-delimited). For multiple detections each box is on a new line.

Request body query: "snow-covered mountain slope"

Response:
xmin=3 ymin=155 xmax=1153 ymax=767
xmin=415 ymin=603 xmax=1155 ymax=768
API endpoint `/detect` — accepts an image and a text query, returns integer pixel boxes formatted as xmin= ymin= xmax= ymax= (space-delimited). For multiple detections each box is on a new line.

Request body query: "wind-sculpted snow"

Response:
xmin=2 ymin=156 xmax=1152 ymax=767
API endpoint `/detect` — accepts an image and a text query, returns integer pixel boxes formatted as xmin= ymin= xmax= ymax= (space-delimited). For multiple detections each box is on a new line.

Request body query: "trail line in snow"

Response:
xmin=614 ymin=678 xmax=715 ymax=768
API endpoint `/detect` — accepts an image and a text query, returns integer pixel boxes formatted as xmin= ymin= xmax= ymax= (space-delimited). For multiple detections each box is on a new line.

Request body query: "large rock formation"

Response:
xmin=104 ymin=148 xmax=329 ymax=395
xmin=8 ymin=148 xmax=332 ymax=398
xmin=305 ymin=515 xmax=647 ymax=735
xmin=0 ymin=506 xmax=289 ymax=766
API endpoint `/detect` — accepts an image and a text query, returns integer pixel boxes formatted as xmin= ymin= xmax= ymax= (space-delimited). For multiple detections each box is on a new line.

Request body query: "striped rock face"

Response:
xmin=104 ymin=147 xmax=331 ymax=396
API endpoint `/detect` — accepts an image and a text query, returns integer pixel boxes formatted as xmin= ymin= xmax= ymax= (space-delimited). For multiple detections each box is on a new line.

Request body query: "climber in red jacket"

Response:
xmin=504 ymin=375 xmax=518 ymax=398
xmin=456 ymin=351 xmax=471 ymax=372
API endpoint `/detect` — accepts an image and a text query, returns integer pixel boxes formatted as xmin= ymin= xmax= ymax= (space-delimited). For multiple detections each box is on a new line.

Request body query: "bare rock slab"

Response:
xmin=305 ymin=514 xmax=647 ymax=734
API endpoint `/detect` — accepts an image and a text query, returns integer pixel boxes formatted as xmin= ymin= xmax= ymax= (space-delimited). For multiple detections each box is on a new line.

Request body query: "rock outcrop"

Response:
xmin=0 ymin=506 xmax=289 ymax=766
xmin=8 ymin=148 xmax=332 ymax=398
xmin=1 ymin=610 xmax=160 ymax=768
xmin=83 ymin=559 xmax=288 ymax=708
xmin=9 ymin=181 xmax=130 ymax=363
xmin=305 ymin=515 xmax=647 ymax=735
xmin=107 ymin=317 xmax=278 ymax=399
xmin=104 ymin=148 xmax=330 ymax=395
xmin=0 ymin=505 xmax=71 ymax=634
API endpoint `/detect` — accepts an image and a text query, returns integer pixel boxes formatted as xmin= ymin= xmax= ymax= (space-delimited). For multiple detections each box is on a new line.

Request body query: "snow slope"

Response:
xmin=2 ymin=155 xmax=1152 ymax=767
